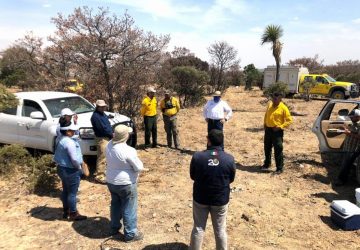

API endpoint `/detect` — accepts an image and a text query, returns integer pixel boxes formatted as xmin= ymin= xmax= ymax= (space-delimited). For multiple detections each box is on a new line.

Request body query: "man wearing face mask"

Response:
xmin=203 ymin=91 xmax=233 ymax=148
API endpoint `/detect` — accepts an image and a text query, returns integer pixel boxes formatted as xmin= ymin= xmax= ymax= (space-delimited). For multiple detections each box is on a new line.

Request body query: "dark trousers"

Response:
xmin=264 ymin=127 xmax=284 ymax=170
xmin=144 ymin=115 xmax=157 ymax=146
xmin=338 ymin=150 xmax=360 ymax=183
xmin=163 ymin=115 xmax=180 ymax=148
xmin=207 ymin=119 xmax=224 ymax=133
xmin=207 ymin=119 xmax=224 ymax=149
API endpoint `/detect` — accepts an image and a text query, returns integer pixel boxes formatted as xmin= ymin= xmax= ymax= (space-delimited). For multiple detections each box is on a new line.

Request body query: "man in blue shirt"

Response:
xmin=91 ymin=99 xmax=113 ymax=184
xmin=189 ymin=129 xmax=236 ymax=250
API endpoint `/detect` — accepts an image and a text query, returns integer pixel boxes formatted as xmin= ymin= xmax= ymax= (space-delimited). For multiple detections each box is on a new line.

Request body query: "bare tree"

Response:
xmin=288 ymin=54 xmax=324 ymax=73
xmin=208 ymin=41 xmax=239 ymax=91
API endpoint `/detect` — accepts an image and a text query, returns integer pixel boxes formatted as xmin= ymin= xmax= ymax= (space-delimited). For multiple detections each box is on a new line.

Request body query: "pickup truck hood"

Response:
xmin=73 ymin=111 xmax=131 ymax=128
xmin=333 ymin=81 xmax=354 ymax=87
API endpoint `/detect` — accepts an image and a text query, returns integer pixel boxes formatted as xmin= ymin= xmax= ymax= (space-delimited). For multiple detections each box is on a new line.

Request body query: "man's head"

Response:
xmin=113 ymin=125 xmax=133 ymax=144
xmin=147 ymin=87 xmax=156 ymax=98
xmin=164 ymin=90 xmax=171 ymax=100
xmin=213 ymin=91 xmax=221 ymax=103
xmin=207 ymin=129 xmax=224 ymax=147
xmin=271 ymin=92 xmax=283 ymax=106
xmin=95 ymin=99 xmax=107 ymax=112
xmin=349 ymin=109 xmax=360 ymax=122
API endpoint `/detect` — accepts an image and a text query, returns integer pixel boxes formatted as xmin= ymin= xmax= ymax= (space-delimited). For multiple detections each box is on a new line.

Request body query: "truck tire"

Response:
xmin=331 ymin=90 xmax=345 ymax=99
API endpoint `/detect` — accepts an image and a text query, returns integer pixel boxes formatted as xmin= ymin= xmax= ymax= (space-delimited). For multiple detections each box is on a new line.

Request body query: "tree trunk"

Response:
xmin=275 ymin=58 xmax=280 ymax=82
xmin=101 ymin=59 xmax=114 ymax=111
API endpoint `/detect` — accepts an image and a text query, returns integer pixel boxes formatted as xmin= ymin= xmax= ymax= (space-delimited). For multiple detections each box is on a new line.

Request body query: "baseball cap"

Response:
xmin=113 ymin=125 xmax=133 ymax=144
xmin=61 ymin=108 xmax=74 ymax=116
xmin=95 ymin=100 xmax=107 ymax=107
xmin=147 ymin=87 xmax=156 ymax=93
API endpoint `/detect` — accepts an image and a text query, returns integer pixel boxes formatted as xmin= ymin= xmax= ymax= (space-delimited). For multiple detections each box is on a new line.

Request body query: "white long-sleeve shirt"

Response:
xmin=203 ymin=99 xmax=233 ymax=121
xmin=105 ymin=141 xmax=144 ymax=185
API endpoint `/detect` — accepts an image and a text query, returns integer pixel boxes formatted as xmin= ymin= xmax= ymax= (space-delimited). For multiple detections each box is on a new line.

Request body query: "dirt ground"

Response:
xmin=1 ymin=86 xmax=360 ymax=250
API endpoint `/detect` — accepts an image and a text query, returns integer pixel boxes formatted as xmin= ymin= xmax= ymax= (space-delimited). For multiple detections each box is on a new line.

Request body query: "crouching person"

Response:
xmin=189 ymin=129 xmax=236 ymax=250
xmin=54 ymin=122 xmax=87 ymax=221
xmin=106 ymin=125 xmax=144 ymax=242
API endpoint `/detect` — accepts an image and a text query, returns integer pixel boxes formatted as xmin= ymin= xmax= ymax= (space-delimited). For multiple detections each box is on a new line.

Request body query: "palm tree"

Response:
xmin=261 ymin=25 xmax=284 ymax=82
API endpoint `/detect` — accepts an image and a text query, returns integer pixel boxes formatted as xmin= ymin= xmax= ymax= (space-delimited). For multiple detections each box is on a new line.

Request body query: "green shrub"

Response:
xmin=263 ymin=81 xmax=289 ymax=97
xmin=0 ymin=144 xmax=30 ymax=175
xmin=27 ymin=154 xmax=59 ymax=194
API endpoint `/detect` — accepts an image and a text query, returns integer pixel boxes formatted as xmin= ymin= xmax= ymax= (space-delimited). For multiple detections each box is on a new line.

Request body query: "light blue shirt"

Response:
xmin=54 ymin=136 xmax=83 ymax=169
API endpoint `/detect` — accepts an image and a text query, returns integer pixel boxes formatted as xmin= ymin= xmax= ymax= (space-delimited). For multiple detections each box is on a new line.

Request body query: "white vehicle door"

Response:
xmin=17 ymin=99 xmax=53 ymax=151
xmin=0 ymin=106 xmax=19 ymax=144
xmin=312 ymin=100 xmax=359 ymax=152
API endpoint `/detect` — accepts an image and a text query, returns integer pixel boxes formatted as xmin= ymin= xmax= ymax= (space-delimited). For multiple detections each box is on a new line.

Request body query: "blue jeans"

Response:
xmin=57 ymin=167 xmax=81 ymax=213
xmin=107 ymin=183 xmax=138 ymax=240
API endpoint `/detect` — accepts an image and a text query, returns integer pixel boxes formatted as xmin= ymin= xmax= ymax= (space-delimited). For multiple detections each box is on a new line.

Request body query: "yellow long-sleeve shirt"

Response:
xmin=141 ymin=96 xmax=157 ymax=116
xmin=160 ymin=97 xmax=180 ymax=116
xmin=264 ymin=101 xmax=293 ymax=129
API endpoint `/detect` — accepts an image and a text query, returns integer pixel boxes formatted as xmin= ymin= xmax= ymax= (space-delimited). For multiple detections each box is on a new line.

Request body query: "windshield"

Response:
xmin=43 ymin=96 xmax=95 ymax=118
xmin=324 ymin=75 xmax=336 ymax=83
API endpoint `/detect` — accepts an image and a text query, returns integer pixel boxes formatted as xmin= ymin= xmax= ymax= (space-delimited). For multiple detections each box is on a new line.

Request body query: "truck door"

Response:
xmin=17 ymin=100 xmax=51 ymax=150
xmin=311 ymin=76 xmax=330 ymax=95
xmin=312 ymin=101 xmax=358 ymax=151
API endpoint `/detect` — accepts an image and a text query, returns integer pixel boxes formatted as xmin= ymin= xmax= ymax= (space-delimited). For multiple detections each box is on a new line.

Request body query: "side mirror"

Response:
xmin=338 ymin=109 xmax=349 ymax=117
xmin=30 ymin=111 xmax=45 ymax=120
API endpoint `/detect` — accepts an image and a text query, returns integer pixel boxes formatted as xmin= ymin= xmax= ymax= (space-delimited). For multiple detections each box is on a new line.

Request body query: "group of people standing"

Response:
xmin=53 ymin=88 xmax=295 ymax=248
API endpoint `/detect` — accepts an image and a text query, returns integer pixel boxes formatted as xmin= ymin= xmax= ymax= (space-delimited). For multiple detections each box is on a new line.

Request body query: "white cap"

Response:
xmin=60 ymin=123 xmax=78 ymax=131
xmin=96 ymin=100 xmax=107 ymax=107
xmin=61 ymin=108 xmax=74 ymax=116
xmin=147 ymin=87 xmax=156 ymax=93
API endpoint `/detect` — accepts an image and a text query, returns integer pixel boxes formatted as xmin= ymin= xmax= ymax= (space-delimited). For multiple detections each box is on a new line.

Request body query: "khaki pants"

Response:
xmin=95 ymin=137 xmax=109 ymax=178
xmin=163 ymin=115 xmax=180 ymax=148
xmin=190 ymin=201 xmax=228 ymax=250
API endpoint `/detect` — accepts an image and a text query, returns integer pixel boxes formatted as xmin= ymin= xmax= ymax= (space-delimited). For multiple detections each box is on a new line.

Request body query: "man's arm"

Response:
xmin=175 ymin=98 xmax=180 ymax=113
xmin=65 ymin=141 xmax=82 ymax=170
xmin=127 ymin=149 xmax=144 ymax=172
xmin=223 ymin=101 xmax=233 ymax=121
xmin=279 ymin=106 xmax=293 ymax=129
xmin=190 ymin=155 xmax=197 ymax=180
xmin=203 ymin=102 xmax=209 ymax=120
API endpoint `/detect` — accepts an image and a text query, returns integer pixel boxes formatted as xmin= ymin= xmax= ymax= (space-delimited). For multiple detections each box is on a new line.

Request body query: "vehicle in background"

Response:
xmin=64 ymin=79 xmax=84 ymax=93
xmin=263 ymin=66 xmax=358 ymax=99
xmin=312 ymin=99 xmax=360 ymax=183
xmin=0 ymin=91 xmax=137 ymax=156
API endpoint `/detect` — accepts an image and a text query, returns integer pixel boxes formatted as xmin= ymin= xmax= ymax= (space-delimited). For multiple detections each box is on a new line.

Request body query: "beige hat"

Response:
xmin=213 ymin=91 xmax=221 ymax=96
xmin=164 ymin=90 xmax=171 ymax=95
xmin=96 ymin=99 xmax=107 ymax=107
xmin=113 ymin=125 xmax=133 ymax=144
xmin=147 ymin=87 xmax=156 ymax=93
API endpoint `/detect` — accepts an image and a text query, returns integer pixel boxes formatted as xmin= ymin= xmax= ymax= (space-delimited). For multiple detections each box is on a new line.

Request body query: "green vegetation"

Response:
xmin=263 ymin=81 xmax=289 ymax=98
xmin=0 ymin=84 xmax=18 ymax=112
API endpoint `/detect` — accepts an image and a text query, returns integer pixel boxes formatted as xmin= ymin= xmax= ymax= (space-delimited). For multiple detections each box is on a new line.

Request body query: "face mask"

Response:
xmin=214 ymin=96 xmax=221 ymax=103
xmin=71 ymin=134 xmax=80 ymax=140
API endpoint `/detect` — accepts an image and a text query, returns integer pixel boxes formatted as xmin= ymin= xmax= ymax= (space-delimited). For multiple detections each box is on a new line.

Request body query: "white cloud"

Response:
xmin=352 ymin=18 xmax=360 ymax=24
xmin=42 ymin=3 xmax=51 ymax=8
xmin=250 ymin=27 xmax=263 ymax=33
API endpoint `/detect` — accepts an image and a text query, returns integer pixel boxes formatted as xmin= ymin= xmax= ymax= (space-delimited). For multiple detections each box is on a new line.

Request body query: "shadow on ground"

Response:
xmin=319 ymin=215 xmax=340 ymax=230
xmin=142 ymin=242 xmax=188 ymax=250
xmin=72 ymin=216 xmax=111 ymax=239
xmin=28 ymin=206 xmax=63 ymax=221
xmin=235 ymin=163 xmax=269 ymax=174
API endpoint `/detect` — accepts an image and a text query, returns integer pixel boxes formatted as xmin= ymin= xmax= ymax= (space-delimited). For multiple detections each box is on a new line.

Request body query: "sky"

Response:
xmin=1 ymin=0 xmax=360 ymax=69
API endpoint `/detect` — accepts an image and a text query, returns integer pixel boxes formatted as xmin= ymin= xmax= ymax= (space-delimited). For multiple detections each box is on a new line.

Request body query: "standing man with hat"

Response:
xmin=262 ymin=92 xmax=293 ymax=174
xmin=335 ymin=109 xmax=360 ymax=186
xmin=91 ymin=99 xmax=113 ymax=183
xmin=105 ymin=124 xmax=144 ymax=242
xmin=203 ymin=91 xmax=232 ymax=148
xmin=160 ymin=90 xmax=181 ymax=149
xmin=140 ymin=87 xmax=158 ymax=148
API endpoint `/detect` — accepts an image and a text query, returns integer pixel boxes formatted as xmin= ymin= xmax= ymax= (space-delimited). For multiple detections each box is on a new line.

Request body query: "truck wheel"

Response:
xmin=331 ymin=90 xmax=345 ymax=99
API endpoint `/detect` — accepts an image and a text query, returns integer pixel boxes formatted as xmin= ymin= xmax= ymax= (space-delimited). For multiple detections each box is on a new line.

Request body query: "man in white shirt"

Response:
xmin=105 ymin=125 xmax=144 ymax=242
xmin=203 ymin=91 xmax=233 ymax=148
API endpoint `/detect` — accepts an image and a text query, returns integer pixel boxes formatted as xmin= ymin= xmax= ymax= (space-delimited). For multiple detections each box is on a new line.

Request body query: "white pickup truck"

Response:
xmin=0 ymin=91 xmax=137 ymax=155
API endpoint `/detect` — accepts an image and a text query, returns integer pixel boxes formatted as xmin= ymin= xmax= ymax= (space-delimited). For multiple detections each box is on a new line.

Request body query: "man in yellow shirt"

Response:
xmin=262 ymin=92 xmax=293 ymax=174
xmin=141 ymin=87 xmax=158 ymax=148
xmin=160 ymin=91 xmax=181 ymax=149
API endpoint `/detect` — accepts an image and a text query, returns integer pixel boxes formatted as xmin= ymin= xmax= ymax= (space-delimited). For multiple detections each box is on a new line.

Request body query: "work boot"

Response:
xmin=69 ymin=211 xmax=87 ymax=221
xmin=62 ymin=208 xmax=69 ymax=219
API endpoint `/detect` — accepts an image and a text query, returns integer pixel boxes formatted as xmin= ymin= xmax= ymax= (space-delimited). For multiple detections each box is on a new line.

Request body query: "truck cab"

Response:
xmin=299 ymin=74 xmax=358 ymax=99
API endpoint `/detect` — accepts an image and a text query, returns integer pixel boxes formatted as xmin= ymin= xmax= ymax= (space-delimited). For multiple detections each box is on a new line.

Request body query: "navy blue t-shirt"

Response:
xmin=90 ymin=110 xmax=113 ymax=139
xmin=190 ymin=146 xmax=236 ymax=206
